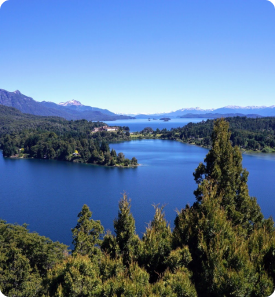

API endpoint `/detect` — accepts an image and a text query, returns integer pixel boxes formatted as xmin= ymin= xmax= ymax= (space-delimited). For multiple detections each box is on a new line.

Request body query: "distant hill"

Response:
xmin=0 ymin=89 xmax=134 ymax=121
xmin=180 ymin=113 xmax=262 ymax=119
xmin=213 ymin=106 xmax=275 ymax=116
xmin=133 ymin=106 xmax=275 ymax=118
xmin=0 ymin=104 xmax=69 ymax=136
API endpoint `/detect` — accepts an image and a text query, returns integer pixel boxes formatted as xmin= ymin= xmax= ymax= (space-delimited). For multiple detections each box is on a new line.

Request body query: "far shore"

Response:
xmin=130 ymin=134 xmax=275 ymax=155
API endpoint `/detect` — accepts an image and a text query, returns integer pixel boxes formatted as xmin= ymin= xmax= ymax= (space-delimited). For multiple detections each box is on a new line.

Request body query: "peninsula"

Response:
xmin=0 ymin=105 xmax=138 ymax=167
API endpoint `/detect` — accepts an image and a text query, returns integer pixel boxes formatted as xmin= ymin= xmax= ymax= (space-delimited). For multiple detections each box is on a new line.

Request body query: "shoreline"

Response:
xmin=130 ymin=135 xmax=275 ymax=155
xmin=6 ymin=154 xmax=140 ymax=168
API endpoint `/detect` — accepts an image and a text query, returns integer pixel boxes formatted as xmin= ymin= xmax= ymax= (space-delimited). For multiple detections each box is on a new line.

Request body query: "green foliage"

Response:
xmin=47 ymin=254 xmax=102 ymax=297
xmin=113 ymin=193 xmax=140 ymax=266
xmin=165 ymin=246 xmax=192 ymax=273
xmin=0 ymin=220 xmax=68 ymax=297
xmin=72 ymin=205 xmax=104 ymax=258
xmin=151 ymin=268 xmax=197 ymax=297
xmin=173 ymin=180 xmax=274 ymax=296
xmin=0 ymin=247 xmax=42 ymax=297
xmin=0 ymin=108 xmax=138 ymax=167
xmin=173 ymin=119 xmax=275 ymax=296
xmin=193 ymin=118 xmax=263 ymax=231
xmin=98 ymin=255 xmax=125 ymax=282
xmin=138 ymin=205 xmax=172 ymax=282
xmin=117 ymin=152 xmax=125 ymax=164
xmin=157 ymin=116 xmax=275 ymax=152
xmin=141 ymin=127 xmax=154 ymax=134
xmin=101 ymin=231 xmax=120 ymax=260
xmin=101 ymin=262 xmax=150 ymax=297
xmin=131 ymin=157 xmax=138 ymax=165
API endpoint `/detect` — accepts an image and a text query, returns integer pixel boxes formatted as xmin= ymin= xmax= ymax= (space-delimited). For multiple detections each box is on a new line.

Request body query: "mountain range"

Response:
xmin=0 ymin=89 xmax=134 ymax=121
xmin=1 ymin=88 xmax=275 ymax=120
xmin=132 ymin=106 xmax=275 ymax=118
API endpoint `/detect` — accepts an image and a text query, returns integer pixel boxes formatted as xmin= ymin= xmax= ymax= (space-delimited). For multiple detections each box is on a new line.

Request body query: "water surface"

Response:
xmin=105 ymin=118 xmax=209 ymax=132
xmin=1 ymin=140 xmax=274 ymax=248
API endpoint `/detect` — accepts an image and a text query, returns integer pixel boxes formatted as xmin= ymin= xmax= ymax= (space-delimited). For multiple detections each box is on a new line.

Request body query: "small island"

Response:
xmin=160 ymin=117 xmax=171 ymax=121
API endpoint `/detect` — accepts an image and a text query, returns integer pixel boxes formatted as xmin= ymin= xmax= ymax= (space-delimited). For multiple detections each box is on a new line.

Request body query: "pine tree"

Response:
xmin=72 ymin=204 xmax=104 ymax=258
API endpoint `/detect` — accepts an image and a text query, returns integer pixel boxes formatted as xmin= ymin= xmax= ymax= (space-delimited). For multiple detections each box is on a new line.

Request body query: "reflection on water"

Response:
xmin=243 ymin=152 xmax=275 ymax=162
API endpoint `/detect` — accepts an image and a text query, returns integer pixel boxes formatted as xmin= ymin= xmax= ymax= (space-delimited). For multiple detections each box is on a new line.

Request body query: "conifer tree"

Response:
xmin=113 ymin=193 xmax=139 ymax=266
xmin=100 ymin=141 xmax=110 ymax=153
xmin=47 ymin=254 xmax=102 ymax=297
xmin=173 ymin=179 xmax=275 ymax=296
xmin=72 ymin=204 xmax=104 ymax=257
xmin=173 ymin=119 xmax=275 ymax=296
xmin=193 ymin=118 xmax=263 ymax=231
xmin=139 ymin=205 xmax=172 ymax=282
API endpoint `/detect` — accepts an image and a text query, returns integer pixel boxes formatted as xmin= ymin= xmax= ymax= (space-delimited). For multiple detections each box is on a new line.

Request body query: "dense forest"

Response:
xmin=138 ymin=116 xmax=275 ymax=153
xmin=1 ymin=119 xmax=274 ymax=297
xmin=0 ymin=105 xmax=138 ymax=167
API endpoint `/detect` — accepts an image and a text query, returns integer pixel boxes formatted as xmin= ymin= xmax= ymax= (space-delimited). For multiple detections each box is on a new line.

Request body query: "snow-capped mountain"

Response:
xmin=130 ymin=105 xmax=275 ymax=118
xmin=0 ymin=89 xmax=134 ymax=121
xmin=59 ymin=100 xmax=83 ymax=106
xmin=222 ymin=105 xmax=272 ymax=110
xmin=214 ymin=106 xmax=275 ymax=116
xmin=177 ymin=107 xmax=214 ymax=112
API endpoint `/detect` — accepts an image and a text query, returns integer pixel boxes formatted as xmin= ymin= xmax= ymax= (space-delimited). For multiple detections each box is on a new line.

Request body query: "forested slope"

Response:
xmin=140 ymin=116 xmax=275 ymax=153
xmin=0 ymin=105 xmax=137 ymax=167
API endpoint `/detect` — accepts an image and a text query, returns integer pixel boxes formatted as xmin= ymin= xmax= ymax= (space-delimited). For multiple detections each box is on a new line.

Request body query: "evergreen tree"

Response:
xmin=72 ymin=205 xmax=104 ymax=258
xmin=193 ymin=118 xmax=263 ymax=231
xmin=139 ymin=205 xmax=172 ymax=282
xmin=131 ymin=157 xmax=138 ymax=165
xmin=173 ymin=179 xmax=274 ymax=296
xmin=113 ymin=193 xmax=139 ymax=266
xmin=0 ymin=246 xmax=43 ymax=297
xmin=101 ymin=262 xmax=151 ymax=297
xmin=117 ymin=152 xmax=125 ymax=164
xmin=47 ymin=254 xmax=102 ymax=297
xmin=0 ymin=220 xmax=67 ymax=297
xmin=2 ymin=135 xmax=17 ymax=157
xmin=110 ymin=148 xmax=117 ymax=158
xmin=100 ymin=141 xmax=110 ymax=153
xmin=101 ymin=231 xmax=120 ymax=259
xmin=151 ymin=268 xmax=198 ymax=297
xmin=173 ymin=119 xmax=275 ymax=296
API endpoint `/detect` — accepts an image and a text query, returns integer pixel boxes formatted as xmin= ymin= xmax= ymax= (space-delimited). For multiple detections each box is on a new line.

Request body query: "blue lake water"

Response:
xmin=105 ymin=118 xmax=209 ymax=132
xmin=1 ymin=139 xmax=275 ymax=249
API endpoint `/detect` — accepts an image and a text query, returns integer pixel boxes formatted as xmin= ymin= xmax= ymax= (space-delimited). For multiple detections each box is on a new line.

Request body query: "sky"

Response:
xmin=0 ymin=0 xmax=275 ymax=114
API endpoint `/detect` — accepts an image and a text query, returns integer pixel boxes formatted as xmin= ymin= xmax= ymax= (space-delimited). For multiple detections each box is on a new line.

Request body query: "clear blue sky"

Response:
xmin=0 ymin=0 xmax=275 ymax=114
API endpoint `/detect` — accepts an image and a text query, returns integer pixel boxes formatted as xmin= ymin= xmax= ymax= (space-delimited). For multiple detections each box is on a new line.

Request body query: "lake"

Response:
xmin=1 ymin=139 xmax=275 ymax=249
xmin=105 ymin=118 xmax=209 ymax=132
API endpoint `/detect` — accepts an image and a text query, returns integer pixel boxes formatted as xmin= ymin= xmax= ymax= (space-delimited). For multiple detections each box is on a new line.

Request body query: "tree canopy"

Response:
xmin=137 ymin=116 xmax=275 ymax=153
xmin=0 ymin=107 xmax=138 ymax=167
